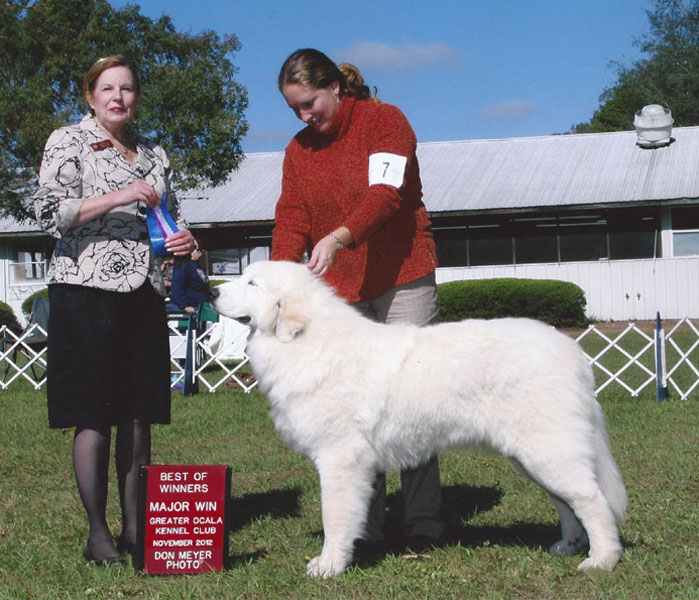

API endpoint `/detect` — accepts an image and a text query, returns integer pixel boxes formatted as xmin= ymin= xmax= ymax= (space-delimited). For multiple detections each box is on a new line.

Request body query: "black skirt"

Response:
xmin=47 ymin=283 xmax=171 ymax=429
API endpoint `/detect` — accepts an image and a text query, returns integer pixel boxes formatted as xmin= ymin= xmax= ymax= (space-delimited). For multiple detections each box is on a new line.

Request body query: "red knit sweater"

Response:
xmin=271 ymin=96 xmax=437 ymax=302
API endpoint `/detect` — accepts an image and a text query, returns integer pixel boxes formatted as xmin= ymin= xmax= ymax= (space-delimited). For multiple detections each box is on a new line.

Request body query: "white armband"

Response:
xmin=368 ymin=152 xmax=407 ymax=188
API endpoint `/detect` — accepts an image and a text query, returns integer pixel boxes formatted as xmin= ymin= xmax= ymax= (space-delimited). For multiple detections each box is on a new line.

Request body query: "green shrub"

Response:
xmin=437 ymin=278 xmax=588 ymax=327
xmin=0 ymin=300 xmax=22 ymax=333
xmin=21 ymin=288 xmax=49 ymax=319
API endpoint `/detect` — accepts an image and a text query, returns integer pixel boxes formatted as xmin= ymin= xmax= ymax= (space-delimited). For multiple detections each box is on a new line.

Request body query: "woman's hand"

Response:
xmin=308 ymin=235 xmax=339 ymax=276
xmin=308 ymin=227 xmax=353 ymax=276
xmin=73 ymin=179 xmax=161 ymax=227
xmin=165 ymin=229 xmax=196 ymax=256
xmin=115 ymin=180 xmax=161 ymax=208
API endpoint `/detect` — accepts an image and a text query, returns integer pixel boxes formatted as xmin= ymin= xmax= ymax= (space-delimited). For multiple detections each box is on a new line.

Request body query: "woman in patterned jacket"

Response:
xmin=33 ymin=55 xmax=196 ymax=565
xmin=273 ymin=49 xmax=444 ymax=553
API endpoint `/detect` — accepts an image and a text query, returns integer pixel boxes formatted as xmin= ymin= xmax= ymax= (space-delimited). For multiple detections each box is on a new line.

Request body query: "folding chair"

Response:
xmin=167 ymin=302 xmax=219 ymax=396
xmin=183 ymin=302 xmax=220 ymax=396
xmin=196 ymin=302 xmax=219 ymax=329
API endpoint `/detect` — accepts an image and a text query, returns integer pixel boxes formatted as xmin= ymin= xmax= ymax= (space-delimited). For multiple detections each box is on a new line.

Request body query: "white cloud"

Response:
xmin=474 ymin=100 xmax=540 ymax=121
xmin=335 ymin=41 xmax=461 ymax=70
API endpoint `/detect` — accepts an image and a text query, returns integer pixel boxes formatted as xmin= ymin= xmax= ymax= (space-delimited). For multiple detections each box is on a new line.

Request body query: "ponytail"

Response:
xmin=338 ymin=63 xmax=379 ymax=102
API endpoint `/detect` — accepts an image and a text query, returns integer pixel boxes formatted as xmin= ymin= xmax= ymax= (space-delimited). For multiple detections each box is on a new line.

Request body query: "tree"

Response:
xmin=572 ymin=0 xmax=699 ymax=133
xmin=0 ymin=0 xmax=248 ymax=221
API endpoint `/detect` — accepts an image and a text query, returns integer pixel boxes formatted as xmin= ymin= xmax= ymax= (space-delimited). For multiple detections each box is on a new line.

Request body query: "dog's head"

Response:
xmin=211 ymin=261 xmax=321 ymax=342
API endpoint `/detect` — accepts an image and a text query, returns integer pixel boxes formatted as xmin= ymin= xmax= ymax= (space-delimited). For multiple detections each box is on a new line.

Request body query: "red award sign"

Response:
xmin=136 ymin=465 xmax=230 ymax=574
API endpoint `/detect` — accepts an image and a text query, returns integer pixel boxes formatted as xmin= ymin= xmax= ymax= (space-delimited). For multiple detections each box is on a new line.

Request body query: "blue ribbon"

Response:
xmin=146 ymin=195 xmax=179 ymax=256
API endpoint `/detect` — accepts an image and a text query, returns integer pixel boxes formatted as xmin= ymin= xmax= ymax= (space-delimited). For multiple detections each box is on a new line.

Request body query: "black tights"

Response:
xmin=73 ymin=419 xmax=151 ymax=559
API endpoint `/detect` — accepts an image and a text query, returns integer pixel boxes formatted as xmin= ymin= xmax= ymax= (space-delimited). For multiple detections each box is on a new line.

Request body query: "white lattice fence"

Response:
xmin=0 ymin=324 xmax=48 ymax=390
xmin=575 ymin=324 xmax=656 ymax=397
xmin=167 ymin=316 xmax=256 ymax=394
xmin=575 ymin=318 xmax=699 ymax=400
xmin=1 ymin=318 xmax=697 ymax=399
xmin=0 ymin=318 xmax=257 ymax=394
xmin=663 ymin=318 xmax=699 ymax=400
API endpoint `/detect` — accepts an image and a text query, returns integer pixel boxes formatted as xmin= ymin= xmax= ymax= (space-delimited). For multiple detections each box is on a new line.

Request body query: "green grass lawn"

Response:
xmin=1 ymin=380 xmax=697 ymax=599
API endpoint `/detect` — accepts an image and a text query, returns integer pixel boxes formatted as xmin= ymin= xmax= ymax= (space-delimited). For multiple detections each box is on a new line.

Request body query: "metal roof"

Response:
xmin=181 ymin=125 xmax=699 ymax=225
xmin=180 ymin=151 xmax=283 ymax=225
xmin=419 ymin=126 xmax=699 ymax=213
xmin=5 ymin=126 xmax=699 ymax=234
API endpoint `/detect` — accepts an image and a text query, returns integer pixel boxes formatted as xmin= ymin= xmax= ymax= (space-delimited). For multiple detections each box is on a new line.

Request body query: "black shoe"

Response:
xmin=353 ymin=537 xmax=386 ymax=554
xmin=116 ymin=536 xmax=137 ymax=555
xmin=404 ymin=535 xmax=438 ymax=553
xmin=83 ymin=544 xmax=124 ymax=566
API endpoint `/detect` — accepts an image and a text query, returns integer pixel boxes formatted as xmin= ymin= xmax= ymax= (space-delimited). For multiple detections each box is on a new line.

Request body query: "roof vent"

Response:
xmin=634 ymin=104 xmax=673 ymax=148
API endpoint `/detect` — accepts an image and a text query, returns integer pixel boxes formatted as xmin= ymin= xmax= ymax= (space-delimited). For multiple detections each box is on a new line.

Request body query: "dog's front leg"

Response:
xmin=306 ymin=452 xmax=376 ymax=579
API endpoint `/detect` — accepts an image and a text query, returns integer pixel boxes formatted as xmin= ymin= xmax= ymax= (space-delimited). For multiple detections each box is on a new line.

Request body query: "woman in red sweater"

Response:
xmin=272 ymin=48 xmax=444 ymax=551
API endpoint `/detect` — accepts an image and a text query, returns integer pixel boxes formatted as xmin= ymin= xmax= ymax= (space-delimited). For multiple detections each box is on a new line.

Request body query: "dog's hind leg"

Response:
xmin=510 ymin=454 xmax=622 ymax=571
xmin=510 ymin=458 xmax=588 ymax=556
xmin=547 ymin=495 xmax=589 ymax=556
xmin=305 ymin=450 xmax=376 ymax=578
xmin=566 ymin=487 xmax=623 ymax=571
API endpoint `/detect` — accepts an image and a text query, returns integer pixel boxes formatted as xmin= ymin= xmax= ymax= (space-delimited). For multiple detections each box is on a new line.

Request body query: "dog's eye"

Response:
xmin=247 ymin=279 xmax=257 ymax=287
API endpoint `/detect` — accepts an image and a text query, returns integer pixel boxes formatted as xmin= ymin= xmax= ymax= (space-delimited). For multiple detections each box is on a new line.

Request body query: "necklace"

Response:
xmin=95 ymin=121 xmax=133 ymax=156
xmin=111 ymin=135 xmax=132 ymax=156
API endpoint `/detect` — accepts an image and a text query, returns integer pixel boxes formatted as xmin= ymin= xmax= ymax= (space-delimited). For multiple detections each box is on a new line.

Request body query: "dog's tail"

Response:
xmin=593 ymin=412 xmax=627 ymax=525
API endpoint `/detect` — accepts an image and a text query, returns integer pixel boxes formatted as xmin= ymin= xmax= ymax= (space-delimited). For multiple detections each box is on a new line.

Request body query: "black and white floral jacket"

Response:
xmin=33 ymin=115 xmax=181 ymax=295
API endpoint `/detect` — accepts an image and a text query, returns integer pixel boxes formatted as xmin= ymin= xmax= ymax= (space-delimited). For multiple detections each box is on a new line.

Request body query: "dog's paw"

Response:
xmin=577 ymin=548 xmax=622 ymax=571
xmin=306 ymin=555 xmax=344 ymax=579
xmin=548 ymin=533 xmax=589 ymax=556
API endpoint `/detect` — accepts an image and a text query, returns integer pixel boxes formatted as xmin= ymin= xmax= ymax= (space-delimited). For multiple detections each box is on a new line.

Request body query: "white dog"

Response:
xmin=211 ymin=261 xmax=626 ymax=578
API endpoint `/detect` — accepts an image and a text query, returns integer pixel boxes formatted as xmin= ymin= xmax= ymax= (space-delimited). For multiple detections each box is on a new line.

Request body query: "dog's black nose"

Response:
xmin=209 ymin=286 xmax=220 ymax=301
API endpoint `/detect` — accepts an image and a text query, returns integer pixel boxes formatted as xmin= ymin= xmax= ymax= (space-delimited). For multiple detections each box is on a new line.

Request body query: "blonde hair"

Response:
xmin=279 ymin=49 xmax=378 ymax=100
xmin=338 ymin=63 xmax=378 ymax=102
xmin=82 ymin=55 xmax=141 ymax=114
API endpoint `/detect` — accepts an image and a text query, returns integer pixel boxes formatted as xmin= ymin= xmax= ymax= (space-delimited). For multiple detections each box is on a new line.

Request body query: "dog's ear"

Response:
xmin=275 ymin=294 xmax=308 ymax=342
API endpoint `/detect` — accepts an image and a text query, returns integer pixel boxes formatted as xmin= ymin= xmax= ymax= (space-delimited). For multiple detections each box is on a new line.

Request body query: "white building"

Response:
xmin=3 ymin=125 xmax=698 ymax=322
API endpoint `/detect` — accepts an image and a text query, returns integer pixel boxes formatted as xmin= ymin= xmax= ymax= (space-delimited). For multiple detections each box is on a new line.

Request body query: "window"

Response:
xmin=432 ymin=207 xmax=662 ymax=267
xmin=560 ymin=231 xmax=607 ymax=261
xmin=671 ymin=206 xmax=699 ymax=230
xmin=469 ymin=235 xmax=512 ymax=266
xmin=673 ymin=231 xmax=699 ymax=256
xmin=435 ymin=238 xmax=468 ymax=267
xmin=209 ymin=248 xmax=247 ymax=276
xmin=515 ymin=234 xmax=558 ymax=264
xmin=608 ymin=207 xmax=660 ymax=259
xmin=610 ymin=230 xmax=658 ymax=259
xmin=672 ymin=206 xmax=699 ymax=256
xmin=10 ymin=251 xmax=47 ymax=285
xmin=208 ymin=246 xmax=269 ymax=276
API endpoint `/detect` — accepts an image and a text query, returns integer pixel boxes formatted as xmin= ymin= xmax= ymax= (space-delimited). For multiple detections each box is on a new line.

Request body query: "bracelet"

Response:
xmin=327 ymin=232 xmax=344 ymax=250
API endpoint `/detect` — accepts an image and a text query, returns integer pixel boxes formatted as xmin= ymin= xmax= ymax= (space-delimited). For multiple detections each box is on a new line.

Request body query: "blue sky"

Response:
xmin=110 ymin=0 xmax=651 ymax=154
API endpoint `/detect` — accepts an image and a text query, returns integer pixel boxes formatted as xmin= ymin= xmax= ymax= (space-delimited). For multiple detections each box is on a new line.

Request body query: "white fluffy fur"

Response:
xmin=212 ymin=261 xmax=627 ymax=578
